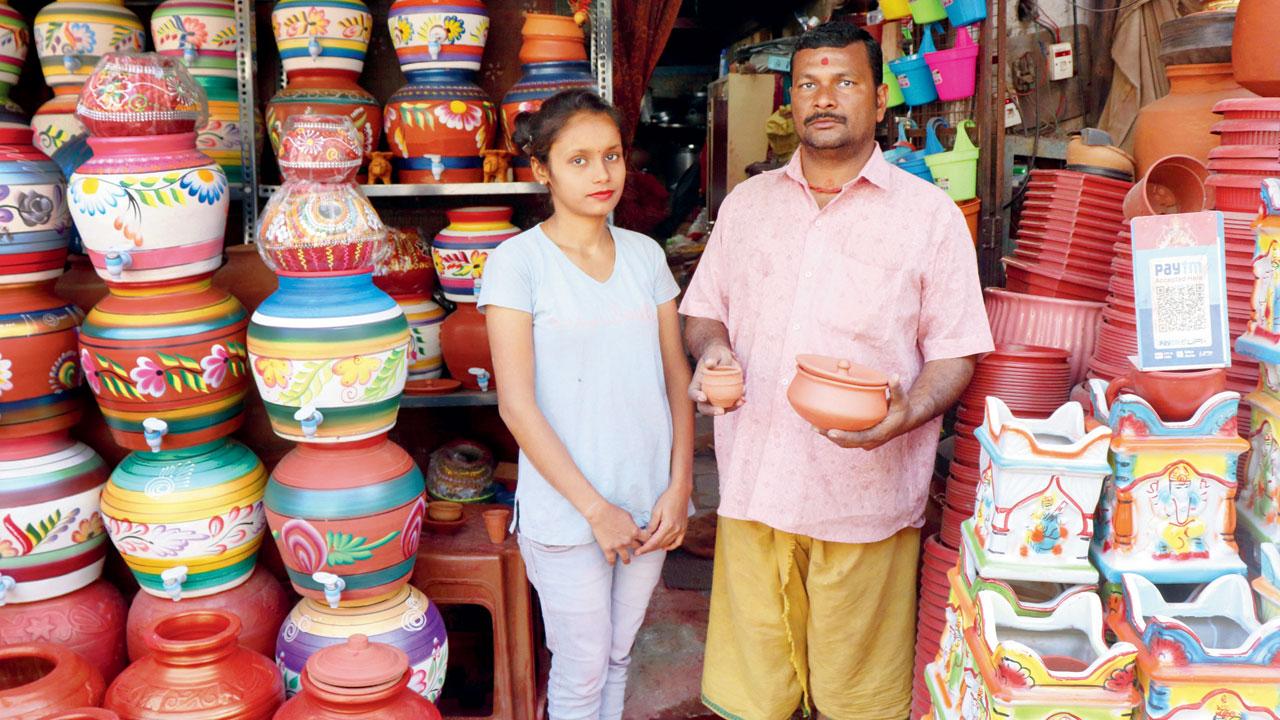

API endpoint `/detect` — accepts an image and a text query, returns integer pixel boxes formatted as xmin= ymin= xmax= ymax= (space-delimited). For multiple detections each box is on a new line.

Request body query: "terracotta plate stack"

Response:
xmin=1003 ymin=169 xmax=1133 ymax=302
xmin=912 ymin=533 xmax=957 ymax=720
xmin=1209 ymin=99 xmax=1280 ymax=213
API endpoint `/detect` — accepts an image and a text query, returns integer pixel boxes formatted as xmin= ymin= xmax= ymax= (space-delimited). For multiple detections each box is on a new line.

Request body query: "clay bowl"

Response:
xmin=1105 ymin=366 xmax=1227 ymax=422
xmin=701 ymin=366 xmax=744 ymax=409
xmin=787 ymin=355 xmax=889 ymax=431
xmin=427 ymin=501 xmax=463 ymax=522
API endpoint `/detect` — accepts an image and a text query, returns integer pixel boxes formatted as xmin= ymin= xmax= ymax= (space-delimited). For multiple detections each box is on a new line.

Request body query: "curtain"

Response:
xmin=1096 ymin=0 xmax=1181 ymax=151
xmin=611 ymin=0 xmax=683 ymax=146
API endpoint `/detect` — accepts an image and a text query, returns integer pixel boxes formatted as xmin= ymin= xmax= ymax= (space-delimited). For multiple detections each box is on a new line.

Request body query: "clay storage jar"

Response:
xmin=439 ymin=301 xmax=492 ymax=390
xmin=275 ymin=634 xmax=444 ymax=719
xmin=0 ymin=579 xmax=128 ymax=683
xmin=0 ymin=642 xmax=104 ymax=719
xmin=431 ymin=206 xmax=519 ymax=302
xmin=786 ymin=354 xmax=890 ymax=431
xmin=0 ymin=128 xmax=75 ymax=284
xmin=0 ymin=281 xmax=85 ymax=440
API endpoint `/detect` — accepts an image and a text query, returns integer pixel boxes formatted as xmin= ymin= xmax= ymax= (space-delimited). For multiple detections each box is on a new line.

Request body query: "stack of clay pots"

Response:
xmin=0 ymin=1 xmax=27 ymax=132
xmin=249 ymin=114 xmax=449 ymax=703
xmin=32 ymin=0 xmax=145 ymax=174
xmin=374 ymin=227 xmax=446 ymax=387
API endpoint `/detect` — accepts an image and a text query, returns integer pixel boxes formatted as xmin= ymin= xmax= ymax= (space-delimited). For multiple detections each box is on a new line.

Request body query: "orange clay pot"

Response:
xmin=786 ymin=354 xmax=889 ymax=431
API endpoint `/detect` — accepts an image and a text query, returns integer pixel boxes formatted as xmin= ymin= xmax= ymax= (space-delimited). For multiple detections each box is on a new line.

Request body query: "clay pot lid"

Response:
xmin=1214 ymin=97 xmax=1280 ymax=114
xmin=308 ymin=634 xmax=408 ymax=695
xmin=795 ymin=355 xmax=888 ymax=387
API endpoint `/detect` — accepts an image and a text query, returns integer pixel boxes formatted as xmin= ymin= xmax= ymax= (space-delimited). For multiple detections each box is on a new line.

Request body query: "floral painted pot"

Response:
xmin=277 ymin=634 xmax=444 ymax=718
xmin=501 ymin=61 xmax=595 ymax=179
xmin=385 ymin=69 xmax=496 ymax=183
xmin=69 ymin=133 xmax=229 ymax=284
xmin=265 ymin=75 xmax=382 ymax=165
xmin=104 ymin=610 xmax=285 ymax=720
xmin=373 ymin=226 xmax=436 ymax=297
xmin=31 ymin=94 xmax=89 ymax=168
xmin=247 ymin=273 xmax=410 ymax=443
xmin=76 ymin=52 xmax=206 ymax=137
xmin=0 ymin=433 xmax=108 ymax=605
xmin=0 ymin=281 xmax=84 ymax=440
xmin=398 ymin=293 xmax=444 ymax=381
xmin=0 ymin=579 xmax=126 ymax=682
xmin=270 ymin=0 xmax=372 ymax=80
xmin=126 ymin=565 xmax=288 ymax=661
xmin=0 ymin=129 xmax=74 ymax=285
xmin=151 ymin=0 xmax=238 ymax=79
xmin=33 ymin=0 xmax=145 ymax=91
xmin=439 ymin=301 xmax=491 ymax=390
xmin=387 ymin=0 xmax=488 ymax=74
xmin=265 ymin=435 xmax=426 ymax=605
xmin=196 ymin=76 xmax=253 ymax=185
xmin=0 ymin=2 xmax=28 ymax=93
xmin=431 ymin=205 xmax=518 ymax=302
xmin=0 ymin=642 xmax=105 ymax=719
xmin=78 ymin=274 xmax=250 ymax=452
xmin=276 ymin=584 xmax=448 ymax=701
xmin=100 ymin=438 xmax=267 ymax=599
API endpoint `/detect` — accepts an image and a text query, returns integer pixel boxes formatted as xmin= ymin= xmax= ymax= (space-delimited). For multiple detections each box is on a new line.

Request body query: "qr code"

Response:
xmin=1152 ymin=280 xmax=1210 ymax=342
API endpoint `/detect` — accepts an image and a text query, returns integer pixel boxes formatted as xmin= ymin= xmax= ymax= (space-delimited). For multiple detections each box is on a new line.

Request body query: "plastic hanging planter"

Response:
xmin=943 ymin=0 xmax=988 ymax=27
xmin=881 ymin=0 xmax=912 ymax=21
xmin=925 ymin=119 xmax=980 ymax=201
xmin=926 ymin=26 xmax=980 ymax=101
xmin=896 ymin=117 xmax=949 ymax=183
xmin=887 ymin=26 xmax=939 ymax=107
xmin=883 ymin=118 xmax=918 ymax=164
xmin=909 ymin=0 xmax=949 ymax=24
xmin=884 ymin=62 xmax=905 ymax=108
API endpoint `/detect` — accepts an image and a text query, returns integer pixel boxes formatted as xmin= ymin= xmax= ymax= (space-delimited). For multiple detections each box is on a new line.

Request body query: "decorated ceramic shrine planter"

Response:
xmin=247 ymin=272 xmax=410 ymax=442
xmin=385 ymin=69 xmax=497 ymax=183
xmin=1241 ymin=389 xmax=1280 ymax=557
xmin=1107 ymin=573 xmax=1280 ymax=720
xmin=0 ymin=282 xmax=85 ymax=440
xmin=264 ymin=435 xmax=425 ymax=605
xmin=69 ymin=133 xmax=229 ymax=284
xmin=151 ymin=0 xmax=238 ymax=80
xmin=968 ymin=397 xmax=1111 ymax=584
xmin=388 ymin=0 xmax=488 ymax=73
xmin=78 ymin=273 xmax=250 ymax=452
xmin=0 ymin=579 xmax=127 ymax=682
xmin=1237 ymin=179 xmax=1280 ymax=357
xmin=440 ymin=301 xmax=491 ymax=390
xmin=1086 ymin=380 xmax=1249 ymax=586
xmin=0 ymin=129 xmax=75 ymax=285
xmin=432 ymin=205 xmax=518 ymax=302
xmin=276 ymin=584 xmax=448 ymax=701
xmin=100 ymin=438 xmax=267 ymax=599
xmin=277 ymin=634 xmax=444 ymax=719
xmin=104 ymin=610 xmax=285 ymax=720
xmin=0 ymin=642 xmax=105 ymax=719
xmin=0 ymin=433 xmax=108 ymax=605
xmin=1255 ymin=543 xmax=1280 ymax=622
xmin=76 ymin=52 xmax=207 ymax=137
xmin=374 ymin=226 xmax=437 ymax=297
xmin=265 ymin=75 xmax=382 ymax=165
xmin=398 ymin=293 xmax=444 ymax=381
xmin=271 ymin=0 xmax=372 ymax=80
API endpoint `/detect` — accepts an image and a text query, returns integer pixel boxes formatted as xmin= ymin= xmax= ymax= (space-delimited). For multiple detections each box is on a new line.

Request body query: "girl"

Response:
xmin=478 ymin=89 xmax=694 ymax=720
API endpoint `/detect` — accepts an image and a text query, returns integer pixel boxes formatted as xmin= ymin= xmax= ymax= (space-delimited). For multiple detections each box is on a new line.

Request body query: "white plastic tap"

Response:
xmin=104 ymin=247 xmax=133 ymax=279
xmin=161 ymin=565 xmax=188 ymax=602
xmin=294 ymin=405 xmax=324 ymax=439
xmin=469 ymin=367 xmax=491 ymax=392
xmin=312 ymin=571 xmax=345 ymax=609
xmin=142 ymin=418 xmax=168 ymax=453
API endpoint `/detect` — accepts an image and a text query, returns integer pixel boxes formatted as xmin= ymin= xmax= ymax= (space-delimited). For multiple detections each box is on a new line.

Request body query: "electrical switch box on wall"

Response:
xmin=1049 ymin=42 xmax=1074 ymax=81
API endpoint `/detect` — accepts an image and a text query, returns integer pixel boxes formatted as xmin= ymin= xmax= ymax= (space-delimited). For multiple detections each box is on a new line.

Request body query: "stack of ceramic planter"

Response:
xmin=250 ymin=114 xmax=448 ymax=703
xmin=32 ymin=0 xmax=145 ymax=174
xmin=374 ymin=227 xmax=445 ymax=387
xmin=267 ymin=0 xmax=380 ymax=177
xmin=152 ymin=0 xmax=259 ymax=186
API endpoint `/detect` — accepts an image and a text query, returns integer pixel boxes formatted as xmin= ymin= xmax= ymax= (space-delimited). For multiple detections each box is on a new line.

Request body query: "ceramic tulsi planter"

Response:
xmin=786 ymin=354 xmax=889 ymax=431
xmin=0 ymin=282 xmax=84 ymax=440
xmin=385 ymin=70 xmax=496 ymax=183
xmin=387 ymin=0 xmax=488 ymax=73
xmin=0 ymin=642 xmax=105 ymax=719
xmin=277 ymin=634 xmax=444 ymax=719
xmin=0 ymin=579 xmax=126 ymax=682
xmin=431 ymin=205 xmax=518 ymax=301
xmin=150 ymin=0 xmax=238 ymax=80
xmin=264 ymin=435 xmax=426 ymax=605
xmin=0 ymin=129 xmax=74 ymax=285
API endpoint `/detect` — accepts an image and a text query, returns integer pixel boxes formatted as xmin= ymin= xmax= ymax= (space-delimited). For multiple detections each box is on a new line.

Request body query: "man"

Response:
xmin=680 ymin=22 xmax=993 ymax=720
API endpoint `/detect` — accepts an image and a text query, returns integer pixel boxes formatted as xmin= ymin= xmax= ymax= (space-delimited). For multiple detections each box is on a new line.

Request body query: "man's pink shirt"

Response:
xmin=679 ymin=146 xmax=994 ymax=544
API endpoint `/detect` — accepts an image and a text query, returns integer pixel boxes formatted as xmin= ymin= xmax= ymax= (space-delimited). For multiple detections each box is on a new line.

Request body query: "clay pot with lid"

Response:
xmin=0 ymin=642 xmax=104 ymax=719
xmin=1104 ymin=366 xmax=1227 ymax=422
xmin=786 ymin=354 xmax=890 ymax=432
xmin=700 ymin=366 xmax=744 ymax=409
xmin=275 ymin=634 xmax=443 ymax=719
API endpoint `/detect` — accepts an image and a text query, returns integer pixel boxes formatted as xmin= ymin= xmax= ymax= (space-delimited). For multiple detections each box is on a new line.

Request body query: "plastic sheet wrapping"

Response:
xmin=76 ymin=52 xmax=208 ymax=137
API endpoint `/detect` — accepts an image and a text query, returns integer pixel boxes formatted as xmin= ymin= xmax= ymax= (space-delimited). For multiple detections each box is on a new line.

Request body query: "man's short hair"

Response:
xmin=791 ymin=21 xmax=884 ymax=87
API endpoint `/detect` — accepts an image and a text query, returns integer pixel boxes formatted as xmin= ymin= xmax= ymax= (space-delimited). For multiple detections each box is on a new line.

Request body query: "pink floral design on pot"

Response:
xmin=400 ymin=497 xmax=424 ymax=559
xmin=279 ymin=518 xmax=327 ymax=574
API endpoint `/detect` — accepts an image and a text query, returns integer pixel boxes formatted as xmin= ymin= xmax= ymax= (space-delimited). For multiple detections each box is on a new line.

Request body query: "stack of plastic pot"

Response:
xmin=249 ymin=114 xmax=449 ymax=704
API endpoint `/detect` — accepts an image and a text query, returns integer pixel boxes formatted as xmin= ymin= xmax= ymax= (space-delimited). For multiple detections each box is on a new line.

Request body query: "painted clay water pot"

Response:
xmin=100 ymin=438 xmax=267 ymax=599
xmin=31 ymin=95 xmax=89 ymax=168
xmin=276 ymin=634 xmax=444 ymax=719
xmin=786 ymin=354 xmax=889 ymax=432
xmin=276 ymin=585 xmax=448 ymax=701
xmin=271 ymin=0 xmax=372 ymax=80
xmin=502 ymin=62 xmax=594 ymax=179
xmin=0 ymin=433 xmax=109 ymax=605
xmin=247 ymin=272 xmax=410 ymax=443
xmin=1104 ymin=366 xmax=1227 ymax=423
xmin=265 ymin=75 xmax=382 ymax=164
xmin=701 ymin=366 xmax=743 ymax=409
xmin=0 ymin=579 xmax=127 ymax=682
xmin=151 ymin=0 xmax=238 ymax=80
xmin=439 ymin=301 xmax=491 ymax=390
xmin=264 ymin=435 xmax=426 ymax=605
xmin=374 ymin=226 xmax=436 ymax=296
xmin=432 ymin=205 xmax=518 ymax=302
xmin=69 ymin=133 xmax=229 ymax=284
xmin=78 ymin=274 xmax=250 ymax=452
xmin=0 ymin=2 xmax=27 ymax=95
xmin=197 ymin=76 xmax=254 ymax=184
xmin=1132 ymin=63 xmax=1255 ymax=176
xmin=76 ymin=53 xmax=207 ymax=137
xmin=0 ymin=281 xmax=84 ymax=439
xmin=388 ymin=0 xmax=488 ymax=74
xmin=398 ymin=293 xmax=444 ymax=382
xmin=33 ymin=0 xmax=145 ymax=91
xmin=0 ymin=128 xmax=74 ymax=285
xmin=385 ymin=69 xmax=496 ymax=183
xmin=127 ymin=565 xmax=289 ymax=661
xmin=104 ymin=610 xmax=285 ymax=719
xmin=1233 ymin=0 xmax=1280 ymax=97
xmin=0 ymin=642 xmax=104 ymax=718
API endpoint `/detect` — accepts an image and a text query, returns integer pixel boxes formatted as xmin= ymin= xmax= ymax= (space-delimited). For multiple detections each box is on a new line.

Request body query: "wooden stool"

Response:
xmin=413 ymin=503 xmax=540 ymax=720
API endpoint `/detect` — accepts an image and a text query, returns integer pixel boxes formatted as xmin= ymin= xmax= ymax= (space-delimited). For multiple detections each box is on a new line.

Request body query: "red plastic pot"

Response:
xmin=1212 ymin=118 xmax=1280 ymax=146
xmin=1122 ymin=154 xmax=1208 ymax=220
xmin=1208 ymin=173 xmax=1266 ymax=212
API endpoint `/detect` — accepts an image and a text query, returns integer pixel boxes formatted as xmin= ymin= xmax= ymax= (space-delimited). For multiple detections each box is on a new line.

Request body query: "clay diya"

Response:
xmin=427 ymin=501 xmax=462 ymax=522
xmin=786 ymin=354 xmax=889 ymax=431
xmin=1104 ymin=365 xmax=1227 ymax=422
xmin=700 ymin=366 xmax=743 ymax=409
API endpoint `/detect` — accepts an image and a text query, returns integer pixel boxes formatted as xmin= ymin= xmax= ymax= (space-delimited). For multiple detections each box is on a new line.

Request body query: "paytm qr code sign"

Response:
xmin=1149 ymin=256 xmax=1212 ymax=349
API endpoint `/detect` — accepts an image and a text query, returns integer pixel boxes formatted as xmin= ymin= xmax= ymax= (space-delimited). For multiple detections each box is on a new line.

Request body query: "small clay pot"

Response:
xmin=0 ymin=643 xmax=105 ymax=719
xmin=786 ymin=354 xmax=889 ymax=431
xmin=701 ymin=366 xmax=744 ymax=409
xmin=483 ymin=508 xmax=511 ymax=544
xmin=1105 ymin=366 xmax=1227 ymax=422
xmin=427 ymin=501 xmax=463 ymax=522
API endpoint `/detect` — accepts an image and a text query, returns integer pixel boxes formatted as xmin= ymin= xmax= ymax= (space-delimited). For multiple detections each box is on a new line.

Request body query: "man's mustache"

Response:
xmin=805 ymin=113 xmax=847 ymax=126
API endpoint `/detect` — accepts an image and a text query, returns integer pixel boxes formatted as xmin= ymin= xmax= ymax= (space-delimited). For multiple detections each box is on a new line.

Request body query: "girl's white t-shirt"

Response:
xmin=477 ymin=224 xmax=681 ymax=545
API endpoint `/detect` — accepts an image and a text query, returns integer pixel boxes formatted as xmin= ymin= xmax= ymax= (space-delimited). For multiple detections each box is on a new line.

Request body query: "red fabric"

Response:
xmin=611 ymin=0 xmax=683 ymax=145
xmin=613 ymin=170 xmax=670 ymax=234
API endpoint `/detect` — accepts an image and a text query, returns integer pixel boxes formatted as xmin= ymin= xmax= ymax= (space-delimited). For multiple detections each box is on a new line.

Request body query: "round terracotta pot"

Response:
xmin=786 ymin=354 xmax=889 ymax=432
xmin=0 ymin=579 xmax=126 ymax=683
xmin=385 ymin=69 xmax=496 ymax=184
xmin=126 ymin=565 xmax=290 ymax=661
xmin=1105 ymin=366 xmax=1227 ymax=422
xmin=0 ymin=642 xmax=104 ymax=718
xmin=266 ymin=75 xmax=382 ymax=167
xmin=439 ymin=301 xmax=492 ymax=390
xmin=276 ymin=634 xmax=444 ymax=719
xmin=518 ymin=13 xmax=588 ymax=65
xmin=104 ymin=610 xmax=285 ymax=719
xmin=265 ymin=435 xmax=425 ymax=605
xmin=76 ymin=52 xmax=205 ymax=137
xmin=701 ymin=366 xmax=744 ymax=409
xmin=387 ymin=0 xmax=489 ymax=74
xmin=432 ymin=206 xmax=519 ymax=302
xmin=1132 ymin=62 xmax=1255 ymax=176
xmin=0 ymin=281 xmax=84 ymax=440
xmin=0 ymin=128 xmax=74 ymax=285
xmin=1121 ymin=154 xmax=1208 ymax=220
xmin=1233 ymin=0 xmax=1280 ymax=96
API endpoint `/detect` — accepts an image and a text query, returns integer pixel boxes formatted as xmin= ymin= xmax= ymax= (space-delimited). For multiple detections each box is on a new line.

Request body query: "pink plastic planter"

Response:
xmin=983 ymin=287 xmax=1106 ymax=385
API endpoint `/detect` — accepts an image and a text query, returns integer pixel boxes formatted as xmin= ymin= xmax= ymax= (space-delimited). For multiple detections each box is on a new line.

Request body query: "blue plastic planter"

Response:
xmin=887 ymin=26 xmax=940 ymax=107
xmin=943 ymin=0 xmax=988 ymax=27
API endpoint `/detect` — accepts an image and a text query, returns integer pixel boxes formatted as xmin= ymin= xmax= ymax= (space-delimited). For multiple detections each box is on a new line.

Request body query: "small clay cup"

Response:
xmin=786 ymin=354 xmax=889 ymax=431
xmin=1105 ymin=366 xmax=1227 ymax=422
xmin=427 ymin=501 xmax=463 ymax=522
xmin=701 ymin=366 xmax=744 ymax=409
xmin=483 ymin=508 xmax=511 ymax=544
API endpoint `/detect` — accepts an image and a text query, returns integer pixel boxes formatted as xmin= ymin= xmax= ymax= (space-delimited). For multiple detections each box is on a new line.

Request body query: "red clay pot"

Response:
xmin=701 ymin=366 xmax=744 ymax=409
xmin=0 ymin=580 xmax=127 ymax=683
xmin=1232 ymin=0 xmax=1280 ymax=97
xmin=1105 ymin=366 xmax=1227 ymax=422
xmin=440 ymin=302 xmax=493 ymax=390
xmin=0 ymin=281 xmax=84 ymax=440
xmin=1132 ymin=63 xmax=1255 ymax=176
xmin=0 ymin=643 xmax=104 ymax=719
xmin=274 ymin=635 xmax=443 ymax=720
